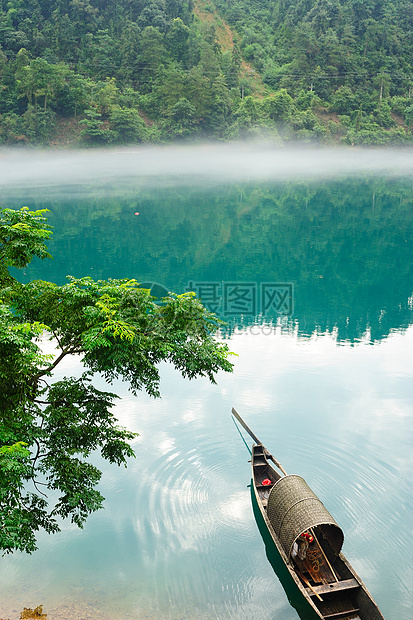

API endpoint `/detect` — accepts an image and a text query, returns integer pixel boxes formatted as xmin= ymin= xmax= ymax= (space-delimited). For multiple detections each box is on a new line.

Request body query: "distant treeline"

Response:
xmin=0 ymin=0 xmax=413 ymax=146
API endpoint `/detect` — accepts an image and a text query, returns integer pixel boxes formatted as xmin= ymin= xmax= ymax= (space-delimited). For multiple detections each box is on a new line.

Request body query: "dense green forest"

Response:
xmin=0 ymin=0 xmax=413 ymax=145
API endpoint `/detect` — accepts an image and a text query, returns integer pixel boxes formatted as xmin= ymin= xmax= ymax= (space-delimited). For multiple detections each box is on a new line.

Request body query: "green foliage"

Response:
xmin=164 ymin=96 xmax=197 ymax=137
xmin=0 ymin=0 xmax=413 ymax=144
xmin=405 ymin=104 xmax=413 ymax=127
xmin=15 ymin=57 xmax=68 ymax=112
xmin=214 ymin=0 xmax=413 ymax=142
xmin=21 ymin=105 xmax=57 ymax=143
xmin=109 ymin=106 xmax=149 ymax=143
xmin=0 ymin=438 xmax=59 ymax=553
xmin=331 ymin=86 xmax=357 ymax=115
xmin=261 ymin=90 xmax=293 ymax=121
xmin=80 ymin=108 xmax=113 ymax=144
xmin=391 ymin=95 xmax=409 ymax=118
xmin=0 ymin=208 xmax=234 ymax=553
xmin=165 ymin=18 xmax=190 ymax=63
xmin=0 ymin=207 xmax=52 ymax=284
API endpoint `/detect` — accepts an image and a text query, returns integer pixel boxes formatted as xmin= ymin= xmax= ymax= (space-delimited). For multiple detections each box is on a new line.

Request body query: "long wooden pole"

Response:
xmin=310 ymin=528 xmax=339 ymax=582
xmin=231 ymin=407 xmax=288 ymax=476
xmin=295 ymin=569 xmax=323 ymax=602
xmin=231 ymin=407 xmax=261 ymax=444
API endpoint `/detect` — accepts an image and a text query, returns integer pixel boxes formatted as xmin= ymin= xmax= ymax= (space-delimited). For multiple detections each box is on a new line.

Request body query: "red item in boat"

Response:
xmin=301 ymin=532 xmax=314 ymax=543
xmin=262 ymin=478 xmax=272 ymax=486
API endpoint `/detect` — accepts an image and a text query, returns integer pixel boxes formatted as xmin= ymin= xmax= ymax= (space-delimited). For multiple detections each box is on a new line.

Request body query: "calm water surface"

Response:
xmin=0 ymin=149 xmax=412 ymax=620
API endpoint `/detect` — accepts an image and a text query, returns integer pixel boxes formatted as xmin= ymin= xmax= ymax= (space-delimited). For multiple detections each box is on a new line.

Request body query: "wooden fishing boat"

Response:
xmin=232 ymin=408 xmax=385 ymax=620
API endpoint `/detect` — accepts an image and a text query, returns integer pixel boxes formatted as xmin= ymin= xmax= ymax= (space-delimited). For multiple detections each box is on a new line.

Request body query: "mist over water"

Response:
xmin=2 ymin=144 xmax=413 ymax=194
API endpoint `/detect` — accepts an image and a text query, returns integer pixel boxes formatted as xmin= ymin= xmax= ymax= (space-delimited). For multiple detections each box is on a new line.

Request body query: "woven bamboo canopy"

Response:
xmin=267 ymin=474 xmax=344 ymax=559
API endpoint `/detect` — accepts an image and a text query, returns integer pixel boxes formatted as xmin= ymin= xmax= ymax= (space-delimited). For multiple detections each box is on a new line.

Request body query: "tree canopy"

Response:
xmin=0 ymin=207 xmax=233 ymax=554
xmin=0 ymin=0 xmax=413 ymax=145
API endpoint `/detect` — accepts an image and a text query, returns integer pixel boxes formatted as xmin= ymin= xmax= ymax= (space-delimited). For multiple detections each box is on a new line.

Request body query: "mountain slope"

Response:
xmin=0 ymin=0 xmax=411 ymax=145
xmin=192 ymin=0 xmax=266 ymax=96
xmin=213 ymin=0 xmax=413 ymax=138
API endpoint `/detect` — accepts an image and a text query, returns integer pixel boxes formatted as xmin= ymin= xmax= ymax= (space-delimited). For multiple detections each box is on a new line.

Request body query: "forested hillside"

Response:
xmin=0 ymin=0 xmax=412 ymax=146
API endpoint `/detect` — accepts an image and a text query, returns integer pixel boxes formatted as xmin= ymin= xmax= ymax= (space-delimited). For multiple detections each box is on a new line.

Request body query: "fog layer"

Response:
xmin=1 ymin=145 xmax=413 ymax=194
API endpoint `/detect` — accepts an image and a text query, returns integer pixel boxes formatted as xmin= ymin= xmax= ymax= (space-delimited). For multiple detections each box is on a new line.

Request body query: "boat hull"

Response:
xmin=251 ymin=444 xmax=385 ymax=620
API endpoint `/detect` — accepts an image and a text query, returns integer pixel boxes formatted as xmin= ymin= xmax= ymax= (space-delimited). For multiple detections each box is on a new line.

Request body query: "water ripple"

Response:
xmin=130 ymin=431 xmax=253 ymax=562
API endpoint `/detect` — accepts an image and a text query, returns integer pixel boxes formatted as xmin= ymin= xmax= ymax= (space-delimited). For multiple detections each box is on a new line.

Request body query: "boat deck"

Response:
xmin=293 ymin=541 xmax=362 ymax=619
xmin=294 ymin=542 xmax=336 ymax=584
xmin=255 ymin=479 xmax=363 ymax=620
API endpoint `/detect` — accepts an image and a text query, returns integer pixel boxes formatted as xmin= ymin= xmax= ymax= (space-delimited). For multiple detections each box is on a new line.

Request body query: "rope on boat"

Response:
xmin=231 ymin=415 xmax=252 ymax=456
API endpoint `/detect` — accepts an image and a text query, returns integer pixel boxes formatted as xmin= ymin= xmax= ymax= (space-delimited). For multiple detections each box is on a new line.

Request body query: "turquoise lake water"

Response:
xmin=0 ymin=146 xmax=412 ymax=620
